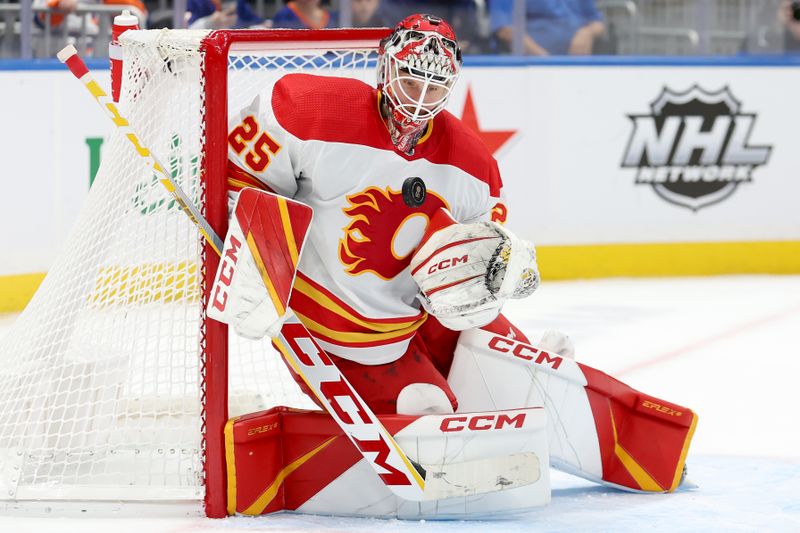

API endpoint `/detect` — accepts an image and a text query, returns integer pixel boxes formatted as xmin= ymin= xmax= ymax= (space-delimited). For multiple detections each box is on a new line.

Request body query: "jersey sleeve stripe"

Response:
xmin=227 ymin=160 xmax=274 ymax=193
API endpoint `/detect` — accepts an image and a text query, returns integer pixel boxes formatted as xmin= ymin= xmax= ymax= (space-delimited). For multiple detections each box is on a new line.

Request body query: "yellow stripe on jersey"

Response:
xmin=293 ymin=276 xmax=422 ymax=333
xmin=227 ymin=178 xmax=262 ymax=190
xmin=293 ymin=310 xmax=425 ymax=345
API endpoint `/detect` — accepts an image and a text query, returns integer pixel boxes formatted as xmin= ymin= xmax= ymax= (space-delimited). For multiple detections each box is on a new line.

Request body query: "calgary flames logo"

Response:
xmin=339 ymin=186 xmax=448 ymax=280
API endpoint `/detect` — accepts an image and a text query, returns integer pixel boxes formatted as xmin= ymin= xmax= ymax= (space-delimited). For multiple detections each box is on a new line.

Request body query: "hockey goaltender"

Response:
xmin=208 ymin=13 xmax=697 ymax=518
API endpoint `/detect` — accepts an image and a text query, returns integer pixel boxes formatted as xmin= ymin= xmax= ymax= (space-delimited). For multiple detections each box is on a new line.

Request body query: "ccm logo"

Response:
xmin=428 ymin=254 xmax=468 ymax=275
xmin=488 ymin=336 xmax=563 ymax=370
xmin=440 ymin=413 xmax=526 ymax=432
xmin=211 ymin=234 xmax=242 ymax=312
xmin=281 ymin=324 xmax=413 ymax=487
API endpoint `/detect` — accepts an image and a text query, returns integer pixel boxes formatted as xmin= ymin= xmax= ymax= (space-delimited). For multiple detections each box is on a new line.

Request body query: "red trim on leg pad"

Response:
xmin=581 ymin=364 xmax=698 ymax=492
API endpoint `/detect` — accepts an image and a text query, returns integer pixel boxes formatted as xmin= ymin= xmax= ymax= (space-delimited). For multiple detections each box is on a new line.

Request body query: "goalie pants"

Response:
xmin=280 ymin=314 xmax=528 ymax=414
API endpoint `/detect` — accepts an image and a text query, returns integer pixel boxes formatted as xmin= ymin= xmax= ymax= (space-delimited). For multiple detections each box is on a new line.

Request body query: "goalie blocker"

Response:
xmin=208 ymin=188 xmax=312 ymax=339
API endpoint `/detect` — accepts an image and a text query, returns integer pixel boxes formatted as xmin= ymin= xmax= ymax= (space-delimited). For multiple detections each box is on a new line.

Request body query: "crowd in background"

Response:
xmin=24 ymin=0 xmax=612 ymax=56
xmin=5 ymin=0 xmax=800 ymax=57
xmin=182 ymin=0 xmax=617 ymax=55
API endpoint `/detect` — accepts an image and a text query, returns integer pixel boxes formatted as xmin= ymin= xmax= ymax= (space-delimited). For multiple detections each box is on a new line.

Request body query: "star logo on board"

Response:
xmin=459 ymin=85 xmax=517 ymax=156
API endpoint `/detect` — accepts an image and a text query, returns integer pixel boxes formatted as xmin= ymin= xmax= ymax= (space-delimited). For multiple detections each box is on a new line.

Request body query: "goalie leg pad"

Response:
xmin=226 ymin=406 xmax=550 ymax=517
xmin=447 ymin=319 xmax=697 ymax=493
xmin=327 ymin=337 xmax=459 ymax=415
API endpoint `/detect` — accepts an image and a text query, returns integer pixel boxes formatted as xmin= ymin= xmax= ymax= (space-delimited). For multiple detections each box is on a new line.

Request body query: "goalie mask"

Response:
xmin=378 ymin=14 xmax=462 ymax=154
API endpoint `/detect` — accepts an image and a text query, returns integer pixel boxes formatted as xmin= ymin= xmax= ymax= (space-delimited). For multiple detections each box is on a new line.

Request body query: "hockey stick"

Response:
xmin=272 ymin=314 xmax=426 ymax=500
xmin=58 ymin=47 xmax=537 ymax=502
xmin=57 ymin=45 xmax=224 ymax=256
xmin=55 ymin=44 xmax=430 ymax=500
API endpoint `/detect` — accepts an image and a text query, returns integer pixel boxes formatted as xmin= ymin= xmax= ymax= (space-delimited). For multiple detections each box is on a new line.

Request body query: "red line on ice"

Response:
xmin=615 ymin=302 xmax=800 ymax=377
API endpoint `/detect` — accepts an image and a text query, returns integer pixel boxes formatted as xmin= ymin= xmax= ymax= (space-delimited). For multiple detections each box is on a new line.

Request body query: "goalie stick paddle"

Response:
xmin=273 ymin=314 xmax=540 ymax=501
xmin=58 ymin=47 xmax=537 ymax=502
xmin=273 ymin=315 xmax=426 ymax=501
xmin=57 ymin=45 xmax=224 ymax=256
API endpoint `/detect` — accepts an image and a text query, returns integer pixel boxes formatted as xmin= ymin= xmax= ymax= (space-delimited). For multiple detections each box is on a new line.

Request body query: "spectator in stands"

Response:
xmin=352 ymin=0 xmax=391 ymax=28
xmin=780 ymin=1 xmax=800 ymax=51
xmin=489 ymin=0 xmax=606 ymax=55
xmin=187 ymin=0 xmax=236 ymax=29
xmin=383 ymin=0 xmax=486 ymax=54
xmin=740 ymin=1 xmax=800 ymax=54
xmin=272 ymin=0 xmax=337 ymax=29
xmin=34 ymin=0 xmax=83 ymax=32
xmin=186 ymin=0 xmax=265 ymax=29
xmin=34 ymin=0 xmax=146 ymax=35
xmin=33 ymin=0 xmax=147 ymax=55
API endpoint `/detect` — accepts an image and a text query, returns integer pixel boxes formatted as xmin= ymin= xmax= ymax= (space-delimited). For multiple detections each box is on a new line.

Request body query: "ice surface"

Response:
xmin=1 ymin=275 xmax=799 ymax=532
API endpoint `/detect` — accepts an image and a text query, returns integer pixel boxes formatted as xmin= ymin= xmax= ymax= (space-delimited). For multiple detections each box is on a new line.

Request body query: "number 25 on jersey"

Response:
xmin=228 ymin=116 xmax=282 ymax=173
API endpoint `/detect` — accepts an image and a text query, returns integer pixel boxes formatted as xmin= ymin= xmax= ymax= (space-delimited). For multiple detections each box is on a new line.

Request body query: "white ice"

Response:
xmin=1 ymin=275 xmax=798 ymax=532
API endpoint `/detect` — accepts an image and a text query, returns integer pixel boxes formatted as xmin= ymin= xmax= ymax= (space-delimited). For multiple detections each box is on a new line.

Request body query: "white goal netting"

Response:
xmin=0 ymin=29 xmax=379 ymax=506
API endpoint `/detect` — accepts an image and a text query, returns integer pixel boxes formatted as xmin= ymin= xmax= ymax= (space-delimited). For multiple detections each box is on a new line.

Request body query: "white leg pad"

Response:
xmin=447 ymin=328 xmax=603 ymax=482
xmin=448 ymin=331 xmax=543 ymax=412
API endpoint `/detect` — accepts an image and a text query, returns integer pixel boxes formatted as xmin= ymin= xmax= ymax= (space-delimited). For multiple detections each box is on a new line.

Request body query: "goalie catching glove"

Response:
xmin=410 ymin=209 xmax=540 ymax=330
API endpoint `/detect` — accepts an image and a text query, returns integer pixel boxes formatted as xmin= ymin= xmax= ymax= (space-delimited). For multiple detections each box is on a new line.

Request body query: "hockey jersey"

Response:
xmin=227 ymin=73 xmax=505 ymax=364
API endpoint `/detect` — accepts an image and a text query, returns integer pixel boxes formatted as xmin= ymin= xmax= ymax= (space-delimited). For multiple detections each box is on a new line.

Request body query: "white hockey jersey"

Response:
xmin=227 ymin=73 xmax=506 ymax=364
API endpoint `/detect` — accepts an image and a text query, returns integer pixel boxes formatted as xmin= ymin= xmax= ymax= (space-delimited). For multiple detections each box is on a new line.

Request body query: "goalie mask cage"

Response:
xmin=0 ymin=28 xmax=387 ymax=518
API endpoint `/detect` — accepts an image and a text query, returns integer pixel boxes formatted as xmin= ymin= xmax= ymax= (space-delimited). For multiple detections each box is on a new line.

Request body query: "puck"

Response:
xmin=402 ymin=177 xmax=427 ymax=208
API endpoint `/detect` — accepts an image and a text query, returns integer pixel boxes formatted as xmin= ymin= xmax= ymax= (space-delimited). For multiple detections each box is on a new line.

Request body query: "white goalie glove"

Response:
xmin=410 ymin=213 xmax=540 ymax=331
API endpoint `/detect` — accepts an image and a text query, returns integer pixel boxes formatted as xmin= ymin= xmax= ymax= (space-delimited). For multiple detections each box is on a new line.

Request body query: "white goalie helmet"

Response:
xmin=378 ymin=14 xmax=463 ymax=151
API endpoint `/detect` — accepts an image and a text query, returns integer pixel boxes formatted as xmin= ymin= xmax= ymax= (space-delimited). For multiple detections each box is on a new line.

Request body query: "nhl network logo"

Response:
xmin=621 ymin=85 xmax=772 ymax=211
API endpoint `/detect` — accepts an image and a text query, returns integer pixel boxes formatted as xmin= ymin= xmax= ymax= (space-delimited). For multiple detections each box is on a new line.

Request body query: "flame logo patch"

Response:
xmin=339 ymin=186 xmax=448 ymax=280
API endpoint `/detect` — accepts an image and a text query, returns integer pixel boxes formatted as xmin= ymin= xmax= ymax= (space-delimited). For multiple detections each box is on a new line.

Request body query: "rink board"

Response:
xmin=1 ymin=57 xmax=799 ymax=309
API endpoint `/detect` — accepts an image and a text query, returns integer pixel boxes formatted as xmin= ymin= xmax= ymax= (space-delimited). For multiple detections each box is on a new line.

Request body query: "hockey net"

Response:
xmin=0 ymin=28 xmax=386 ymax=516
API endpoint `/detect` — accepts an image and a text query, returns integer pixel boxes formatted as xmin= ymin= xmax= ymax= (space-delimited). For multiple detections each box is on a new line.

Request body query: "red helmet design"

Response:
xmin=378 ymin=14 xmax=463 ymax=152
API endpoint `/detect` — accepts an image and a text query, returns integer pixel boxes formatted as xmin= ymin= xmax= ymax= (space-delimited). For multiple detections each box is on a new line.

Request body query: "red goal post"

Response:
xmin=200 ymin=29 xmax=389 ymax=518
